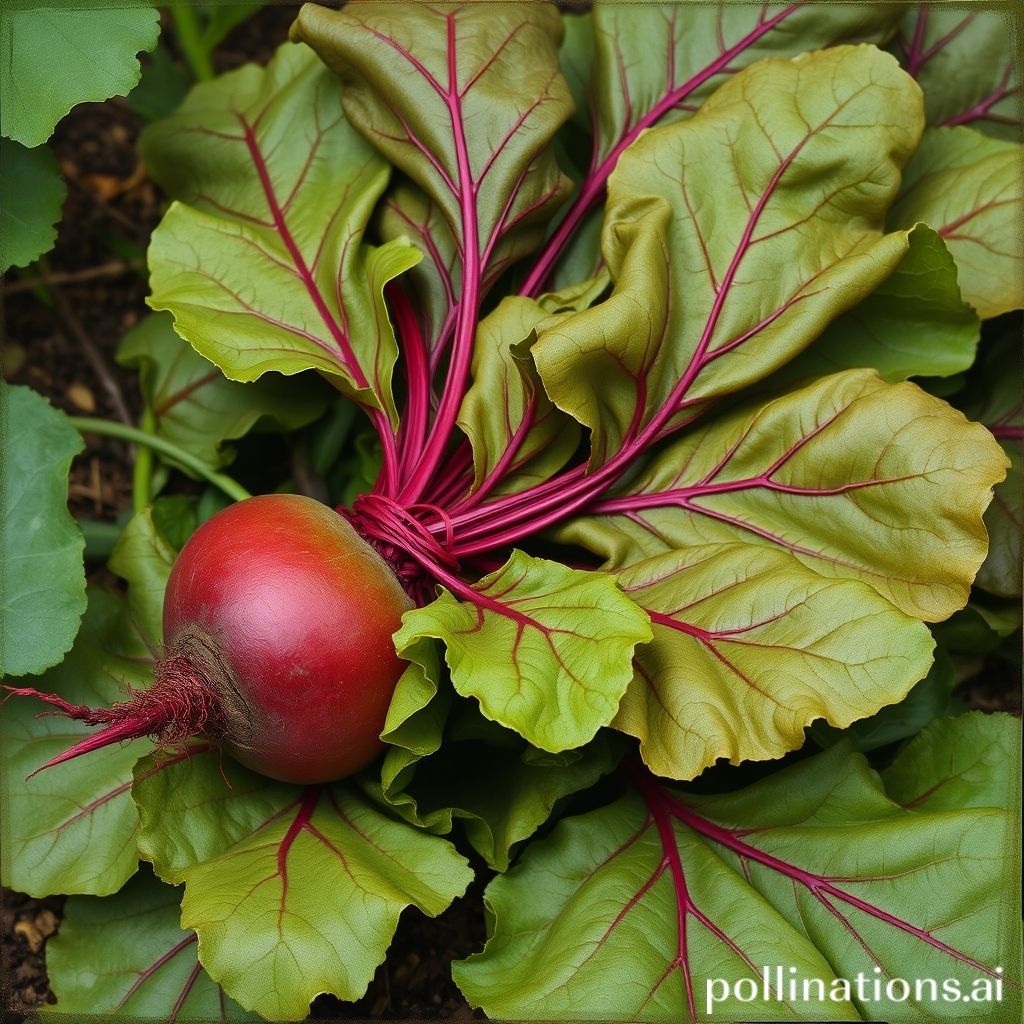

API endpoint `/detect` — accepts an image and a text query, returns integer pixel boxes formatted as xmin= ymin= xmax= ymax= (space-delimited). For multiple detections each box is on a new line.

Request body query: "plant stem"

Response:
xmin=70 ymin=417 xmax=251 ymax=503
xmin=79 ymin=518 xmax=125 ymax=560
xmin=132 ymin=406 xmax=156 ymax=514
xmin=171 ymin=5 xmax=215 ymax=82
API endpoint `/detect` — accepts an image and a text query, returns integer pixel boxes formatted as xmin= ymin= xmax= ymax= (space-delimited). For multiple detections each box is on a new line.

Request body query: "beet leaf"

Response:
xmin=894 ymin=6 xmax=1021 ymax=138
xmin=455 ymin=714 xmax=1020 ymax=1021
xmin=47 ymin=866 xmax=258 ymax=1021
xmin=888 ymin=126 xmax=1024 ymax=320
xmin=131 ymin=745 xmax=473 ymax=1021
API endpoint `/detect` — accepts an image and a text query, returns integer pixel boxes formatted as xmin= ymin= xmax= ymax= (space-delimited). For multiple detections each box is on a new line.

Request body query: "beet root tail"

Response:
xmin=2 ymin=656 xmax=225 ymax=778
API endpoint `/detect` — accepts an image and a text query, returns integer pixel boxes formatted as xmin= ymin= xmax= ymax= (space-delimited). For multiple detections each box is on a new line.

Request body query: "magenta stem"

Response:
xmin=632 ymin=768 xmax=1004 ymax=980
xmin=399 ymin=15 xmax=482 ymax=505
xmin=389 ymin=283 xmax=432 ymax=479
xmin=990 ymin=424 xmax=1024 ymax=441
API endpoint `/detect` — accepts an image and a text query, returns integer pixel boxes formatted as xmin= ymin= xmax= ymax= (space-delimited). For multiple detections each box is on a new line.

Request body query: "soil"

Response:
xmin=1 ymin=2 xmax=1020 ymax=1022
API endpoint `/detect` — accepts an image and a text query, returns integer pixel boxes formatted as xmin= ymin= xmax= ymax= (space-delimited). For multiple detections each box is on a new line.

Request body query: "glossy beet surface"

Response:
xmin=163 ymin=494 xmax=412 ymax=783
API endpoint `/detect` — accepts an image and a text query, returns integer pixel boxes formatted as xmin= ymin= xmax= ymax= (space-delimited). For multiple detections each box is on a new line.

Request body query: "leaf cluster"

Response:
xmin=2 ymin=3 xmax=1021 ymax=1021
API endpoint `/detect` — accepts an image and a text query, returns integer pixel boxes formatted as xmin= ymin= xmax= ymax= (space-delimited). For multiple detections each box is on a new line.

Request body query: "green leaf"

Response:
xmin=459 ymin=291 xmax=595 ymax=499
xmin=372 ymin=656 xmax=622 ymax=870
xmin=524 ymin=3 xmax=904 ymax=295
xmin=893 ymin=8 xmax=1021 ymax=140
xmin=1 ymin=384 xmax=85 ymax=676
xmin=1 ymin=589 xmax=153 ymax=897
xmin=563 ymin=370 xmax=1008 ymax=622
xmin=118 ymin=312 xmax=326 ymax=471
xmin=0 ymin=507 xmax=180 ymax=896
xmin=378 ymin=184 xmax=459 ymax=353
xmin=455 ymin=725 xmax=1020 ymax=1020
xmin=144 ymin=42 xmax=419 ymax=419
xmin=107 ymin=503 xmax=180 ymax=648
xmin=371 ymin=637 xmax=454 ymax=833
xmin=0 ymin=0 xmax=159 ymax=147
xmin=406 ymin=724 xmax=622 ymax=873
xmin=559 ymin=12 xmax=594 ymax=134
xmin=128 ymin=45 xmax=191 ymax=122
xmin=808 ymin=648 xmax=957 ymax=753
xmin=533 ymin=46 xmax=924 ymax=464
xmin=291 ymin=1 xmax=573 ymax=287
xmin=48 ymin=866 xmax=258 ymax=1020
xmin=585 ymin=3 xmax=902 ymax=171
xmin=958 ymin=333 xmax=1022 ymax=597
xmin=883 ymin=711 xmax=1021 ymax=811
xmin=395 ymin=550 xmax=651 ymax=753
xmin=889 ymin=126 xmax=1024 ymax=320
xmin=614 ymin=543 xmax=934 ymax=780
xmin=933 ymin=601 xmax=1022 ymax=657
xmin=132 ymin=747 xmax=473 ymax=1020
xmin=768 ymin=223 xmax=979 ymax=386
xmin=0 ymin=138 xmax=66 ymax=272
xmin=979 ymin=442 xmax=1023 ymax=597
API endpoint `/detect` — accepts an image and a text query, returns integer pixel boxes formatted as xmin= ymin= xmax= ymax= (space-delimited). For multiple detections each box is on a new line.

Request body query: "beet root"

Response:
xmin=6 ymin=494 xmax=413 ymax=784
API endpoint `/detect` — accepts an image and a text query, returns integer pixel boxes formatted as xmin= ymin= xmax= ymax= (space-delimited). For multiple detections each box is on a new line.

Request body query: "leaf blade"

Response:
xmin=395 ymin=551 xmax=651 ymax=753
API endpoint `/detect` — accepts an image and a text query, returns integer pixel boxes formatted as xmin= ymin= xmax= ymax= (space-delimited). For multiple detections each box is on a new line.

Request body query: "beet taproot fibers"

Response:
xmin=8 ymin=494 xmax=412 ymax=783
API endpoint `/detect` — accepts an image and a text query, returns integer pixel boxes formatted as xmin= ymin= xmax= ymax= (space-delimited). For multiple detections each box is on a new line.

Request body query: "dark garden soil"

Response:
xmin=1 ymin=3 xmax=1020 ymax=1021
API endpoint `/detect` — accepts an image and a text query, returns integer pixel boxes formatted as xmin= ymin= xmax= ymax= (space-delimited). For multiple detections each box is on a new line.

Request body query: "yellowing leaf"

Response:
xmin=534 ymin=46 xmax=924 ymax=463
xmin=615 ymin=544 xmax=934 ymax=780
xmin=566 ymin=370 xmax=1007 ymax=621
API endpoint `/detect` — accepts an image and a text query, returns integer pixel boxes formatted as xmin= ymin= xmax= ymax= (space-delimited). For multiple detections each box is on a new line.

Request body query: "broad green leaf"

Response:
xmin=118 ymin=312 xmax=326 ymax=471
xmin=48 ymin=867 xmax=258 ymax=1020
xmin=132 ymin=747 xmax=473 ymax=1021
xmin=0 ymin=0 xmax=159 ymax=147
xmin=883 ymin=712 xmax=1021 ymax=811
xmin=958 ymin=333 xmax=1022 ymax=597
xmin=768 ymin=223 xmax=979 ymax=386
xmin=408 ymin=723 xmax=622 ymax=873
xmin=534 ymin=46 xmax=924 ymax=464
xmin=144 ymin=43 xmax=419 ymax=419
xmin=1 ymin=590 xmax=153 ymax=896
xmin=1 ymin=385 xmax=85 ymax=676
xmin=563 ymin=370 xmax=1008 ymax=622
xmin=893 ymin=7 xmax=1021 ymax=139
xmin=292 ymin=1 xmax=573 ymax=286
xmin=585 ymin=3 xmax=902 ymax=171
xmin=372 ymin=656 xmax=622 ymax=870
xmin=395 ymin=550 xmax=651 ymax=753
xmin=456 ymin=729 xmax=1020 ymax=1020
xmin=614 ymin=543 xmax=934 ymax=780
xmin=889 ymin=126 xmax=1023 ymax=319
xmin=809 ymin=648 xmax=958 ymax=754
xmin=0 ymin=138 xmax=65 ymax=272
xmin=0 ymin=508 xmax=180 ymax=896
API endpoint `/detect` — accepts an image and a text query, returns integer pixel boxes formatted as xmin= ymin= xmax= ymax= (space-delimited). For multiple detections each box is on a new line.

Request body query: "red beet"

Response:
xmin=7 ymin=494 xmax=412 ymax=784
